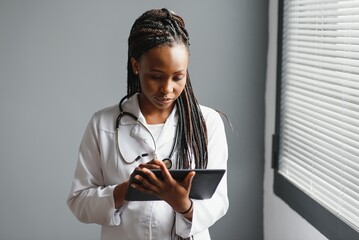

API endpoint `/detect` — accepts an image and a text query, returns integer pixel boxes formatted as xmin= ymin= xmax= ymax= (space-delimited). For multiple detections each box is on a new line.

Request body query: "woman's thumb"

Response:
xmin=184 ymin=171 xmax=196 ymax=190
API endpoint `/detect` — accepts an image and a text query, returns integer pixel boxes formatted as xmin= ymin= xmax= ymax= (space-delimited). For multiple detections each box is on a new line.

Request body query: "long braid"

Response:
xmin=127 ymin=9 xmax=208 ymax=239
xmin=176 ymin=77 xmax=208 ymax=169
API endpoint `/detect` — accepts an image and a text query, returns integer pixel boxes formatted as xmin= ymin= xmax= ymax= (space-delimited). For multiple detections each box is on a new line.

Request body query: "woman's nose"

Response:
xmin=161 ymin=80 xmax=173 ymax=94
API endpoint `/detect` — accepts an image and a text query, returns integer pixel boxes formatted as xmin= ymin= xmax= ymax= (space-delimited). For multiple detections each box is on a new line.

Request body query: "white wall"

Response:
xmin=263 ymin=1 xmax=328 ymax=239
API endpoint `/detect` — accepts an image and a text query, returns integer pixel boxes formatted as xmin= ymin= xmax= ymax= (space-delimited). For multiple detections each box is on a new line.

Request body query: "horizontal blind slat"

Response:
xmin=286 ymin=0 xmax=357 ymax=6
xmin=282 ymin=134 xmax=359 ymax=194
xmin=286 ymin=41 xmax=359 ymax=53
xmin=283 ymin=105 xmax=359 ymax=157
xmin=288 ymin=67 xmax=359 ymax=90
xmin=282 ymin=119 xmax=359 ymax=172
xmin=285 ymin=106 xmax=359 ymax=153
xmin=287 ymin=29 xmax=359 ymax=38
xmin=288 ymin=8 xmax=359 ymax=18
xmin=288 ymin=51 xmax=359 ymax=68
xmin=282 ymin=137 xmax=359 ymax=191
xmin=288 ymin=1 xmax=359 ymax=11
xmin=285 ymin=90 xmax=359 ymax=127
xmin=287 ymin=62 xmax=359 ymax=83
xmin=281 ymin=143 xmax=359 ymax=220
xmin=289 ymin=46 xmax=359 ymax=59
xmin=286 ymin=34 xmax=359 ymax=45
xmin=287 ymin=54 xmax=359 ymax=74
xmin=281 ymin=137 xmax=359 ymax=213
xmin=285 ymin=23 xmax=359 ymax=31
xmin=285 ymin=16 xmax=359 ymax=24
xmin=287 ymin=76 xmax=359 ymax=106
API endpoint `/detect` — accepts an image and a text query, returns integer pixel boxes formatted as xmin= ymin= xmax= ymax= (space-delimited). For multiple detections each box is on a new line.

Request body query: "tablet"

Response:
xmin=125 ymin=169 xmax=225 ymax=201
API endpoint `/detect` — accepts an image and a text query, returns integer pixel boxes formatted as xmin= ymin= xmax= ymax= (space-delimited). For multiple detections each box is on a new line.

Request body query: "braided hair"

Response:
xmin=127 ymin=8 xmax=208 ymax=171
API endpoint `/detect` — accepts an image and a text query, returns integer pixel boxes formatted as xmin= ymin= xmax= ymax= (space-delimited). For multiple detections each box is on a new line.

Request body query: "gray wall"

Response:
xmin=0 ymin=1 xmax=268 ymax=239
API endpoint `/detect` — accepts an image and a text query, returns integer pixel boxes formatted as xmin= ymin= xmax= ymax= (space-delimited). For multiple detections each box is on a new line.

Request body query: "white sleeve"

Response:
xmin=66 ymin=114 xmax=122 ymax=226
xmin=175 ymin=108 xmax=229 ymax=238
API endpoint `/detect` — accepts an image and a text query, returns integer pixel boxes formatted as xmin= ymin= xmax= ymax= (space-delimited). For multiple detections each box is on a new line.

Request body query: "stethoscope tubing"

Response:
xmin=115 ymin=93 xmax=179 ymax=168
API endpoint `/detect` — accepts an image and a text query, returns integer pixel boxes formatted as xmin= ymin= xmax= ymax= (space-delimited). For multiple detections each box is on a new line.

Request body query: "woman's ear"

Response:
xmin=130 ymin=58 xmax=139 ymax=75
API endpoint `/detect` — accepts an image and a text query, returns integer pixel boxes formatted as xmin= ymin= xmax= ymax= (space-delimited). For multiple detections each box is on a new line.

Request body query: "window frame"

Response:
xmin=272 ymin=1 xmax=359 ymax=239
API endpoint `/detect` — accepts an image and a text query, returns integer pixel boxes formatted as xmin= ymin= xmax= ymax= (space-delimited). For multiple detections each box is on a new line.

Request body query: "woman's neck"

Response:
xmin=138 ymin=95 xmax=174 ymax=124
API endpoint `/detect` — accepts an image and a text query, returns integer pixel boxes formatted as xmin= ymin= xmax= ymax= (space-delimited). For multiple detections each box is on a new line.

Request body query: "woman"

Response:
xmin=67 ymin=8 xmax=228 ymax=240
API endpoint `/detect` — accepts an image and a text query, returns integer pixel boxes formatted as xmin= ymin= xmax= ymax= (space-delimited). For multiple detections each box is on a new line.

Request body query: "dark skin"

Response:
xmin=113 ymin=44 xmax=195 ymax=221
xmin=113 ymin=161 xmax=195 ymax=221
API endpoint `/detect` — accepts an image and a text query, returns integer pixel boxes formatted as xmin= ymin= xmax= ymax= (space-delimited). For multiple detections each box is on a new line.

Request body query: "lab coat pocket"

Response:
xmin=98 ymin=129 xmax=132 ymax=184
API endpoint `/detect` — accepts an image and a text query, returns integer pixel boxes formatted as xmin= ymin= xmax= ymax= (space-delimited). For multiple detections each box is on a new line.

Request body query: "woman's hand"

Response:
xmin=113 ymin=181 xmax=129 ymax=209
xmin=131 ymin=159 xmax=195 ymax=220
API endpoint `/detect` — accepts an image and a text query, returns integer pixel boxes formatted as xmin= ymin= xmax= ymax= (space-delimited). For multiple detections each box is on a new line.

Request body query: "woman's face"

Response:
xmin=131 ymin=44 xmax=188 ymax=116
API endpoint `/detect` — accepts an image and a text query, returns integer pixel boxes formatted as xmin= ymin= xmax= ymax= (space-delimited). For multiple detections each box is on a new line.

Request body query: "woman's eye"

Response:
xmin=150 ymin=75 xmax=162 ymax=80
xmin=173 ymin=75 xmax=184 ymax=81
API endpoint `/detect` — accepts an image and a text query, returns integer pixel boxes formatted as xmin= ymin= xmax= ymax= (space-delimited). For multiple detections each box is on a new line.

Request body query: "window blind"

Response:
xmin=278 ymin=0 xmax=359 ymax=231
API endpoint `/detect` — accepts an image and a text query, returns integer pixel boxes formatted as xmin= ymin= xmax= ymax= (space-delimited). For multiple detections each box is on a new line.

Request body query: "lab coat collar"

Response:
xmin=119 ymin=93 xmax=178 ymax=126
xmin=117 ymin=93 xmax=178 ymax=163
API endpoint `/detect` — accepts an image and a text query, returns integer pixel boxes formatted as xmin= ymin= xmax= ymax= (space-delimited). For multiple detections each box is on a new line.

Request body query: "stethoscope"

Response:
xmin=115 ymin=94 xmax=179 ymax=169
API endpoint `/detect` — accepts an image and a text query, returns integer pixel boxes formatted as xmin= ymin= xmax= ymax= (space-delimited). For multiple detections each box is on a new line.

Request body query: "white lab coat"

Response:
xmin=67 ymin=93 xmax=229 ymax=240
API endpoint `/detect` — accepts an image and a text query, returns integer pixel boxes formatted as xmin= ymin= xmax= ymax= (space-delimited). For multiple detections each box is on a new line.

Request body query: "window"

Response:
xmin=273 ymin=0 xmax=359 ymax=239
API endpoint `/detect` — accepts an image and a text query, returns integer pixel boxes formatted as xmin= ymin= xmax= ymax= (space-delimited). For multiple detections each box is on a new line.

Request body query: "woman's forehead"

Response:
xmin=139 ymin=44 xmax=189 ymax=69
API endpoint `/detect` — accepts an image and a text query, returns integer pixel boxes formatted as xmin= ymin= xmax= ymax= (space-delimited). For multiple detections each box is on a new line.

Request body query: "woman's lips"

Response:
xmin=155 ymin=97 xmax=173 ymax=106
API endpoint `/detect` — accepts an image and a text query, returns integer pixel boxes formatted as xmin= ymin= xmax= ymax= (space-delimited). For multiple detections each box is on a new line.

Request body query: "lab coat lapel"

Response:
xmin=130 ymin=122 xmax=155 ymax=152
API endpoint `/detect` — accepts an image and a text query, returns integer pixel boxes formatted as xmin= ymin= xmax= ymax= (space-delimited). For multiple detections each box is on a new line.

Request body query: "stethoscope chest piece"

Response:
xmin=162 ymin=158 xmax=172 ymax=169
